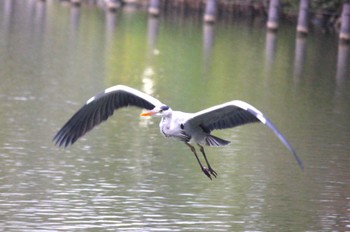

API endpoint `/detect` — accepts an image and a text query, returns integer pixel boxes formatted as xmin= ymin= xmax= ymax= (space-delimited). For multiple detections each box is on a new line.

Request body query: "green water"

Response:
xmin=0 ymin=0 xmax=349 ymax=231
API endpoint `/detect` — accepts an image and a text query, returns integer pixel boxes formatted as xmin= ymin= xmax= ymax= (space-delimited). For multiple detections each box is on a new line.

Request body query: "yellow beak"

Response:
xmin=140 ymin=110 xmax=157 ymax=116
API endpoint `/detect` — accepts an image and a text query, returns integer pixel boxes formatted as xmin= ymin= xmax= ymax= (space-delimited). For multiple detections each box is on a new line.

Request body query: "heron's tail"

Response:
xmin=205 ymin=135 xmax=230 ymax=147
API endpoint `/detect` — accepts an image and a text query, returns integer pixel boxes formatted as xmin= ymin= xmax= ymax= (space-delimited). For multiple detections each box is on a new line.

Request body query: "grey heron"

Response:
xmin=53 ymin=85 xmax=303 ymax=179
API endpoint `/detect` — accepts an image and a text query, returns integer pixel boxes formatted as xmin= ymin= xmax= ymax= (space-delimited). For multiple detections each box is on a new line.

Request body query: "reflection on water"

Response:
xmin=0 ymin=0 xmax=349 ymax=231
xmin=203 ymin=23 xmax=214 ymax=68
xmin=69 ymin=4 xmax=81 ymax=34
xmin=293 ymin=36 xmax=307 ymax=81
xmin=336 ymin=42 xmax=350 ymax=87
xmin=265 ymin=31 xmax=277 ymax=72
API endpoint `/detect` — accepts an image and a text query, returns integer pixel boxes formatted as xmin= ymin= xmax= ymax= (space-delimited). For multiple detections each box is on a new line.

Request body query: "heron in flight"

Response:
xmin=53 ymin=85 xmax=303 ymax=179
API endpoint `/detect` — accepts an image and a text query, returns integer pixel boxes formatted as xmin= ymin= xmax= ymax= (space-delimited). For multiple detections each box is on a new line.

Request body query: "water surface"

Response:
xmin=0 ymin=0 xmax=349 ymax=231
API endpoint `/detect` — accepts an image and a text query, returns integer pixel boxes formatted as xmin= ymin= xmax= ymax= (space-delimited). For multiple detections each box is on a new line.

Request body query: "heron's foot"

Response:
xmin=209 ymin=167 xmax=218 ymax=178
xmin=202 ymin=167 xmax=218 ymax=180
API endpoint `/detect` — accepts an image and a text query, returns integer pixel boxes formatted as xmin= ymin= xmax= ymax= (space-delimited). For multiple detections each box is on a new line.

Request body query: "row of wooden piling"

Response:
xmin=266 ymin=0 xmax=350 ymax=41
xmin=60 ymin=0 xmax=350 ymax=41
xmin=148 ymin=0 xmax=350 ymax=42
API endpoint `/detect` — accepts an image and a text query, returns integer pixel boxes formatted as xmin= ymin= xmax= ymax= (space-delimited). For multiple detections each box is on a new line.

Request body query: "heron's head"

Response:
xmin=140 ymin=105 xmax=172 ymax=117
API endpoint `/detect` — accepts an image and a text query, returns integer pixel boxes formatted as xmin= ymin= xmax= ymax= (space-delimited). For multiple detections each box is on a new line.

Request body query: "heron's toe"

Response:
xmin=209 ymin=168 xmax=218 ymax=178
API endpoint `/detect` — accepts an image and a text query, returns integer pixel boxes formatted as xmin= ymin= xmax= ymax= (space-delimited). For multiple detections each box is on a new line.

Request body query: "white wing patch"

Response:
xmin=256 ymin=114 xmax=266 ymax=124
xmin=86 ymin=96 xmax=95 ymax=104
xmin=85 ymin=85 xmax=164 ymax=107
xmin=105 ymin=85 xmax=120 ymax=93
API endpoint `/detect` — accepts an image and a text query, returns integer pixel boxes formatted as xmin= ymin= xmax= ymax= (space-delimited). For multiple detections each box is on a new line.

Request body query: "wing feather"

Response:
xmin=53 ymin=85 xmax=164 ymax=147
xmin=185 ymin=100 xmax=303 ymax=169
xmin=186 ymin=101 xmax=260 ymax=133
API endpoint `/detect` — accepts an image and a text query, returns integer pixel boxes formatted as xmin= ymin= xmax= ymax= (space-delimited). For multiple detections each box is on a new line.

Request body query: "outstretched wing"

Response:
xmin=53 ymin=85 xmax=164 ymax=147
xmin=185 ymin=100 xmax=303 ymax=169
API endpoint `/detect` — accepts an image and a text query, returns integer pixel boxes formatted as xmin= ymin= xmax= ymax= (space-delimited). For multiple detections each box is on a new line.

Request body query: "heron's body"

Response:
xmin=54 ymin=85 xmax=303 ymax=179
xmin=158 ymin=110 xmax=190 ymax=141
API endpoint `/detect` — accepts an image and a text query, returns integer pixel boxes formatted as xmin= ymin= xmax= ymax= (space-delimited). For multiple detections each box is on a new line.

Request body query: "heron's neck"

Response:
xmin=160 ymin=112 xmax=172 ymax=126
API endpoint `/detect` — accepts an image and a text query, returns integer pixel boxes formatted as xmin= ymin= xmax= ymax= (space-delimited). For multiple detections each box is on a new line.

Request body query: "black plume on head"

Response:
xmin=160 ymin=105 xmax=169 ymax=111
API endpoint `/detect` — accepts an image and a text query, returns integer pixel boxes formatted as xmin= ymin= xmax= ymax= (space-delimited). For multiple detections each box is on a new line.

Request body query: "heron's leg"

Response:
xmin=185 ymin=142 xmax=212 ymax=180
xmin=198 ymin=144 xmax=217 ymax=178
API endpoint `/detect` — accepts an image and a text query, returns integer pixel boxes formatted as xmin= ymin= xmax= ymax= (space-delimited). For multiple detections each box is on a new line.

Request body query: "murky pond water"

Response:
xmin=0 ymin=0 xmax=349 ymax=231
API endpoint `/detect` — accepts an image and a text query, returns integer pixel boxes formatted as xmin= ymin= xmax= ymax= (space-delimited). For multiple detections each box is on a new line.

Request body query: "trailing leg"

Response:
xmin=198 ymin=144 xmax=217 ymax=178
xmin=185 ymin=142 xmax=212 ymax=179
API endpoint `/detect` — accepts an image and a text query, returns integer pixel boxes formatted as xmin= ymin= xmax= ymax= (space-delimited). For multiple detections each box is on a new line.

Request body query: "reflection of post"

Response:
xmin=265 ymin=31 xmax=277 ymax=72
xmin=148 ymin=0 xmax=160 ymax=16
xmin=105 ymin=11 xmax=116 ymax=42
xmin=70 ymin=4 xmax=80 ymax=33
xmin=336 ymin=43 xmax=350 ymax=87
xmin=334 ymin=43 xmax=349 ymax=113
xmin=203 ymin=23 xmax=214 ymax=68
xmin=147 ymin=16 xmax=159 ymax=57
xmin=339 ymin=3 xmax=350 ymax=41
xmin=293 ymin=36 xmax=307 ymax=81
xmin=143 ymin=16 xmax=159 ymax=98
xmin=296 ymin=0 xmax=309 ymax=35
xmin=34 ymin=0 xmax=46 ymax=31
xmin=267 ymin=0 xmax=280 ymax=31
xmin=3 ymin=0 xmax=13 ymax=29
xmin=204 ymin=0 xmax=217 ymax=23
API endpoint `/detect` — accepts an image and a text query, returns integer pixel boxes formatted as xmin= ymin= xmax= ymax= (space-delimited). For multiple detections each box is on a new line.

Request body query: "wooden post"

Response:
xmin=105 ymin=0 xmax=120 ymax=12
xmin=339 ymin=3 xmax=350 ymax=41
xmin=203 ymin=0 xmax=217 ymax=23
xmin=267 ymin=0 xmax=280 ymax=31
xmin=297 ymin=0 xmax=309 ymax=35
xmin=148 ymin=0 xmax=160 ymax=16
xmin=70 ymin=0 xmax=81 ymax=6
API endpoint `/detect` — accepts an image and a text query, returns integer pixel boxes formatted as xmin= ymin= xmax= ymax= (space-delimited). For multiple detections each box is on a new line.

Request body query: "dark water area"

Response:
xmin=0 ymin=0 xmax=349 ymax=231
